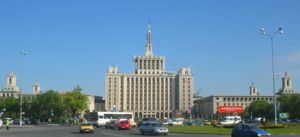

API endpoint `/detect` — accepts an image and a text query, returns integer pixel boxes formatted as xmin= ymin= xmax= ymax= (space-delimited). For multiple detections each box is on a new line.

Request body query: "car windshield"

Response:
xmin=248 ymin=124 xmax=258 ymax=130
xmin=150 ymin=122 xmax=163 ymax=127
xmin=221 ymin=117 xmax=228 ymax=121
xmin=120 ymin=120 xmax=128 ymax=124
xmin=81 ymin=123 xmax=91 ymax=126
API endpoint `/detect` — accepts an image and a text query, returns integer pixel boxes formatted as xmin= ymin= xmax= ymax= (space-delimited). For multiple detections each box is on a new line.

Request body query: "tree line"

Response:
xmin=242 ymin=94 xmax=300 ymax=120
xmin=0 ymin=86 xmax=88 ymax=123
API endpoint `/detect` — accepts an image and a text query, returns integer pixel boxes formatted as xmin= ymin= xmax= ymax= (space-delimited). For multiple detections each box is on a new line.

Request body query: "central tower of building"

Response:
xmin=134 ymin=24 xmax=165 ymax=75
xmin=105 ymin=24 xmax=193 ymax=119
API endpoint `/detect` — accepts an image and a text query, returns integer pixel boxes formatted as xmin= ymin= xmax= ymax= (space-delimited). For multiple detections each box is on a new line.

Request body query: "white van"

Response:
xmin=220 ymin=116 xmax=241 ymax=125
xmin=171 ymin=118 xmax=184 ymax=126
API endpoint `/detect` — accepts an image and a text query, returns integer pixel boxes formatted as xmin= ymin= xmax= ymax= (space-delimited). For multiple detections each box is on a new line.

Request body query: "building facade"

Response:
xmin=32 ymin=82 xmax=41 ymax=95
xmin=85 ymin=95 xmax=106 ymax=112
xmin=105 ymin=25 xmax=193 ymax=119
xmin=1 ymin=70 xmax=43 ymax=98
xmin=94 ymin=96 xmax=105 ymax=112
xmin=278 ymin=72 xmax=296 ymax=95
xmin=0 ymin=70 xmax=20 ymax=98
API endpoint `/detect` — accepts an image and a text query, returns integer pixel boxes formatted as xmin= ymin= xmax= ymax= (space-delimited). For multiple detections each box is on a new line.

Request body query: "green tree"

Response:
xmin=31 ymin=90 xmax=65 ymax=122
xmin=247 ymin=100 xmax=274 ymax=119
xmin=0 ymin=97 xmax=19 ymax=119
xmin=63 ymin=85 xmax=87 ymax=119
xmin=22 ymin=98 xmax=33 ymax=118
xmin=278 ymin=94 xmax=300 ymax=118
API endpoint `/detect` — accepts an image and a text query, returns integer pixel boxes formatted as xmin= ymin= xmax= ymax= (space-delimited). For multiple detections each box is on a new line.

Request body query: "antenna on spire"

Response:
xmin=148 ymin=20 xmax=151 ymax=32
xmin=145 ymin=22 xmax=153 ymax=57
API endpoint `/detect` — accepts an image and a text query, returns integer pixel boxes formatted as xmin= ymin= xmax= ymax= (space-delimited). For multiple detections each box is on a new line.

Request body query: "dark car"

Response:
xmin=232 ymin=123 xmax=271 ymax=137
xmin=105 ymin=119 xmax=118 ymax=129
xmin=291 ymin=118 xmax=300 ymax=123
xmin=30 ymin=118 xmax=40 ymax=125
xmin=277 ymin=118 xmax=290 ymax=124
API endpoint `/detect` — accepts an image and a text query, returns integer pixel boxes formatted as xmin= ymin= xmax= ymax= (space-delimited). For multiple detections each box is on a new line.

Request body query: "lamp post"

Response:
xmin=259 ymin=27 xmax=284 ymax=125
xmin=19 ymin=50 xmax=27 ymax=126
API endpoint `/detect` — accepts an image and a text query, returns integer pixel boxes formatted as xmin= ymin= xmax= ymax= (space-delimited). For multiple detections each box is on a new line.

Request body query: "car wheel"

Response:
xmin=140 ymin=129 xmax=144 ymax=135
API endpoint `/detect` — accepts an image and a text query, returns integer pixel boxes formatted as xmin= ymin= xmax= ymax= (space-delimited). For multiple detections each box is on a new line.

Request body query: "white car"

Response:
xmin=220 ymin=116 xmax=241 ymax=125
xmin=0 ymin=120 xmax=3 ymax=128
xmin=171 ymin=118 xmax=184 ymax=126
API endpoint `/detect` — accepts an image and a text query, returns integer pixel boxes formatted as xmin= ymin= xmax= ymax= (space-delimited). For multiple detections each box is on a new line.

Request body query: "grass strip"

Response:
xmin=168 ymin=126 xmax=300 ymax=135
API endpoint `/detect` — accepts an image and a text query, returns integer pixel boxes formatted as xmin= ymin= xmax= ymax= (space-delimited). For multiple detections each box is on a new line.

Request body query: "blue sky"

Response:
xmin=0 ymin=0 xmax=299 ymax=97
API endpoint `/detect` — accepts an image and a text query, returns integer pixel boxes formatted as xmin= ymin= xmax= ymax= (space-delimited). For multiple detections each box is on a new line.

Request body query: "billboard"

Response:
xmin=279 ymin=113 xmax=289 ymax=119
xmin=217 ymin=106 xmax=244 ymax=113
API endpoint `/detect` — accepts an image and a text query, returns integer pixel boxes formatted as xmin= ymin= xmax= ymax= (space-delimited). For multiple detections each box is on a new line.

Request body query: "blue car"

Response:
xmin=231 ymin=123 xmax=271 ymax=137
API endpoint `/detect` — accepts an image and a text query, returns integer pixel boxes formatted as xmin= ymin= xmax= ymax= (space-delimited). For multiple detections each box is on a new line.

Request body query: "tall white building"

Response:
xmin=0 ymin=70 xmax=20 ymax=98
xmin=105 ymin=25 xmax=193 ymax=119
xmin=249 ymin=82 xmax=259 ymax=96
xmin=278 ymin=72 xmax=296 ymax=95
xmin=33 ymin=81 xmax=41 ymax=95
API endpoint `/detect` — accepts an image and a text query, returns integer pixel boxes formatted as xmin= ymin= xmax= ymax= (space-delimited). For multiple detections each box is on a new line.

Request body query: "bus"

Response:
xmin=85 ymin=112 xmax=135 ymax=127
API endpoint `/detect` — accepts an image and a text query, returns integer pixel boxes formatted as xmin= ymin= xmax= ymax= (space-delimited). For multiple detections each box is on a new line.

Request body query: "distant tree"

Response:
xmin=0 ymin=97 xmax=19 ymax=119
xmin=247 ymin=100 xmax=274 ymax=119
xmin=31 ymin=90 xmax=65 ymax=122
xmin=22 ymin=98 xmax=33 ymax=118
xmin=278 ymin=94 xmax=300 ymax=118
xmin=63 ymin=85 xmax=87 ymax=119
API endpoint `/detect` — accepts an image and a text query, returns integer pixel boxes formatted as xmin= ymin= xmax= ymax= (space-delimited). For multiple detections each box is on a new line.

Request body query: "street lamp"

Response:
xmin=259 ymin=27 xmax=284 ymax=125
xmin=20 ymin=50 xmax=27 ymax=126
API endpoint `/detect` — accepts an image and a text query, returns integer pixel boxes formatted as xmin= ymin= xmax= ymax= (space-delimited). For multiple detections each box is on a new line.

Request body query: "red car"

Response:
xmin=117 ymin=120 xmax=131 ymax=129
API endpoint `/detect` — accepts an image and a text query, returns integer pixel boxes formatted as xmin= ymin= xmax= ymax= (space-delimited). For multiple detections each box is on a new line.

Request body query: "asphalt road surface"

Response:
xmin=0 ymin=125 xmax=299 ymax=137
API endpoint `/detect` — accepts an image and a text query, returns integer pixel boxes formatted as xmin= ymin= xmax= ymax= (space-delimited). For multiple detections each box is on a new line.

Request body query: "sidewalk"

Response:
xmin=1 ymin=125 xmax=34 ymax=128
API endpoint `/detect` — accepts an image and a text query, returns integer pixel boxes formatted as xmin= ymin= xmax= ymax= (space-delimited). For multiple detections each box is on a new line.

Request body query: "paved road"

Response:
xmin=0 ymin=125 xmax=299 ymax=137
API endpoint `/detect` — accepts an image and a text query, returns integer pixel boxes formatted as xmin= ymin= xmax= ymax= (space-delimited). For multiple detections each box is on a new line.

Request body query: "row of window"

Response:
xmin=217 ymin=102 xmax=248 ymax=107
xmin=136 ymin=59 xmax=163 ymax=70
xmin=221 ymin=97 xmax=273 ymax=102
xmin=125 ymin=85 xmax=170 ymax=88
xmin=127 ymin=106 xmax=171 ymax=110
xmin=0 ymin=93 xmax=15 ymax=97
xmin=138 ymin=71 xmax=161 ymax=74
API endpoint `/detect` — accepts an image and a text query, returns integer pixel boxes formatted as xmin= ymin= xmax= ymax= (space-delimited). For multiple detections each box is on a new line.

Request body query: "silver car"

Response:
xmin=139 ymin=121 xmax=168 ymax=136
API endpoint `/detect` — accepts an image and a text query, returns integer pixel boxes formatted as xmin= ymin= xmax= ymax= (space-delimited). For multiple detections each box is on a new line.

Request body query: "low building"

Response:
xmin=85 ymin=95 xmax=105 ymax=112
xmin=94 ymin=96 xmax=105 ymax=112
xmin=193 ymin=72 xmax=297 ymax=120
xmin=86 ymin=95 xmax=95 ymax=112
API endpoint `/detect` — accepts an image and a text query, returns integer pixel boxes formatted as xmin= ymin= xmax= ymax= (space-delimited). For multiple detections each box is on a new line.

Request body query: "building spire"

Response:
xmin=145 ymin=23 xmax=153 ymax=57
